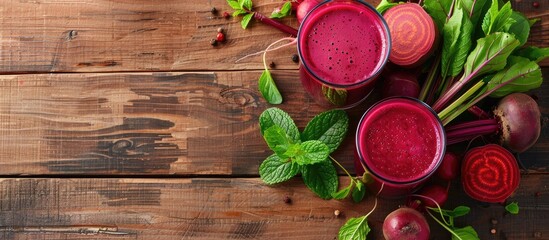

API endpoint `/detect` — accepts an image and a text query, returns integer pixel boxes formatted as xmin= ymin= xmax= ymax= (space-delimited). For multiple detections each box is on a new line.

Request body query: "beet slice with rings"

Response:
xmin=461 ymin=144 xmax=520 ymax=203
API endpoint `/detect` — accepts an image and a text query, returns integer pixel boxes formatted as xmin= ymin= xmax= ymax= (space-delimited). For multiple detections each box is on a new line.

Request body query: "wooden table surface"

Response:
xmin=0 ymin=0 xmax=548 ymax=239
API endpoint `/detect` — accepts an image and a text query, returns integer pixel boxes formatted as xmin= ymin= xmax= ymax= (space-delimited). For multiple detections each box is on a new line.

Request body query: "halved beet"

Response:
xmin=461 ymin=144 xmax=520 ymax=203
xmin=383 ymin=3 xmax=438 ymax=67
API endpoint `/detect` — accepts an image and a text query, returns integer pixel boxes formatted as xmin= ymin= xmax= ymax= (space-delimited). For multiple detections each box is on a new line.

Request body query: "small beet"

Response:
xmin=383 ymin=207 xmax=430 ymax=240
xmin=435 ymin=152 xmax=460 ymax=181
xmin=416 ymin=184 xmax=448 ymax=208
xmin=381 ymin=70 xmax=420 ymax=98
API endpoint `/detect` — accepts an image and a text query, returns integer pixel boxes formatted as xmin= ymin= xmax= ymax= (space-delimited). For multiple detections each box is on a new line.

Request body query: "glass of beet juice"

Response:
xmin=355 ymin=97 xmax=446 ymax=198
xmin=297 ymin=0 xmax=391 ymax=109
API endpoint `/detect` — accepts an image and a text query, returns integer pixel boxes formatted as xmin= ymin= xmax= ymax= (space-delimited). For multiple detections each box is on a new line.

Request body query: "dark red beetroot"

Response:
xmin=383 ymin=207 xmax=430 ymax=240
xmin=296 ymin=0 xmax=322 ymax=23
xmin=381 ymin=70 xmax=420 ymax=99
xmin=435 ymin=152 xmax=460 ymax=181
xmin=383 ymin=3 xmax=438 ymax=67
xmin=461 ymin=144 xmax=520 ymax=203
xmin=495 ymin=93 xmax=541 ymax=153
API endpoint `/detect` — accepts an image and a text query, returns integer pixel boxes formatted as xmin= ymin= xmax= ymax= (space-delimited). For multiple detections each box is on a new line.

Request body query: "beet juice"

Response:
xmin=297 ymin=0 xmax=390 ymax=108
xmin=356 ymin=97 xmax=446 ymax=198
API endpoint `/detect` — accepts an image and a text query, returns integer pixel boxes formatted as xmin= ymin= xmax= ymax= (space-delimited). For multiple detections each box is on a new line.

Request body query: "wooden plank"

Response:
xmin=0 ymin=176 xmax=547 ymax=239
xmin=0 ymin=0 xmax=547 ymax=73
xmin=0 ymin=70 xmax=548 ymax=176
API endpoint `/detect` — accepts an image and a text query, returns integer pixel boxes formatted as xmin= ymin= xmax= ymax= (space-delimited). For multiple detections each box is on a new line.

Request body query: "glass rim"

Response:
xmin=297 ymin=0 xmax=392 ymax=89
xmin=355 ymin=97 xmax=447 ymax=185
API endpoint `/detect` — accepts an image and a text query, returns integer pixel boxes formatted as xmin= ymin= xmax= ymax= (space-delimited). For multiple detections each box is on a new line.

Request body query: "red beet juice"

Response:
xmin=356 ymin=97 xmax=446 ymax=198
xmin=297 ymin=0 xmax=390 ymax=108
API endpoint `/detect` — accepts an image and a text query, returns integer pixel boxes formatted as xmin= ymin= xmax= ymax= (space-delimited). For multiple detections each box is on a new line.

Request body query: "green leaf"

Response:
xmin=463 ymin=32 xmax=520 ymax=78
xmin=441 ymin=7 xmax=473 ymax=77
xmin=241 ymin=12 xmax=254 ymax=29
xmin=487 ymin=56 xmax=542 ymax=98
xmin=232 ymin=9 xmax=247 ymax=17
xmin=352 ymin=180 xmax=366 ymax=203
xmin=259 ymin=107 xmax=300 ymax=142
xmin=481 ymin=0 xmax=515 ymax=35
xmin=459 ymin=0 xmax=489 ymax=30
xmin=338 ymin=216 xmax=371 ymax=240
xmin=376 ymin=0 xmax=398 ymax=15
xmin=451 ymin=226 xmax=480 ymax=240
xmin=239 ymin=0 xmax=253 ymax=10
xmin=263 ymin=126 xmax=295 ymax=158
xmin=507 ymin=11 xmax=530 ymax=46
xmin=258 ymin=69 xmax=283 ymax=104
xmin=529 ymin=18 xmax=540 ymax=27
xmin=271 ymin=1 xmax=292 ymax=18
xmin=429 ymin=205 xmax=471 ymax=218
xmin=332 ymin=181 xmax=353 ymax=200
xmin=301 ymin=109 xmax=349 ymax=153
xmin=514 ymin=46 xmax=549 ymax=63
xmin=423 ymin=0 xmax=452 ymax=31
xmin=227 ymin=0 xmax=241 ymax=10
xmin=259 ymin=154 xmax=300 ymax=184
xmin=302 ymin=160 xmax=338 ymax=199
xmin=293 ymin=140 xmax=329 ymax=165
xmin=321 ymin=85 xmax=348 ymax=106
xmin=505 ymin=202 xmax=519 ymax=214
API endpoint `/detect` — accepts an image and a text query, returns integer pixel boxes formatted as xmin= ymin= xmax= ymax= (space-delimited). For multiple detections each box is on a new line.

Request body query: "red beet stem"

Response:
xmin=445 ymin=119 xmax=499 ymax=145
xmin=467 ymin=105 xmax=490 ymax=119
xmin=253 ymin=12 xmax=298 ymax=37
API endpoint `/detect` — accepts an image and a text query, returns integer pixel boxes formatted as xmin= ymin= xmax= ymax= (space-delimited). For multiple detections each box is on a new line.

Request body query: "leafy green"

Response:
xmin=514 ymin=46 xmax=549 ymax=63
xmin=292 ymin=140 xmax=329 ymax=165
xmin=487 ymin=56 xmax=542 ymax=98
xmin=481 ymin=0 xmax=515 ymax=35
xmin=301 ymin=109 xmax=349 ymax=153
xmin=338 ymin=216 xmax=371 ymax=240
xmin=241 ymin=12 xmax=255 ymax=29
xmin=351 ymin=181 xmax=366 ymax=203
xmin=258 ymin=69 xmax=283 ymax=104
xmin=227 ymin=0 xmax=241 ymax=10
xmin=429 ymin=205 xmax=471 ymax=218
xmin=441 ymin=6 xmax=473 ymax=77
xmin=321 ymin=86 xmax=348 ymax=106
xmin=271 ymin=1 xmax=292 ymax=18
xmin=239 ymin=0 xmax=252 ymax=10
xmin=507 ymin=11 xmax=530 ymax=46
xmin=263 ymin=126 xmax=295 ymax=158
xmin=259 ymin=154 xmax=300 ymax=184
xmin=259 ymin=107 xmax=300 ymax=142
xmin=423 ymin=0 xmax=452 ymax=31
xmin=459 ymin=0 xmax=489 ymax=30
xmin=332 ymin=181 xmax=353 ymax=200
xmin=452 ymin=226 xmax=480 ymax=240
xmin=463 ymin=32 xmax=520 ymax=78
xmin=505 ymin=202 xmax=519 ymax=214
xmin=302 ymin=160 xmax=338 ymax=199
xmin=376 ymin=0 xmax=398 ymax=15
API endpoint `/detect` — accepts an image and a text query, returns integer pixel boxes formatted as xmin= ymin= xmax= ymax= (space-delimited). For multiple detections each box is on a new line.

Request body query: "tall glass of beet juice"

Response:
xmin=355 ymin=97 xmax=446 ymax=198
xmin=297 ymin=0 xmax=391 ymax=109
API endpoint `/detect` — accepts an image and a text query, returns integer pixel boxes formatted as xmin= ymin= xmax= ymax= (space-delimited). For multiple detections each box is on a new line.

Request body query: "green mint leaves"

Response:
xmin=338 ymin=215 xmax=371 ymax=240
xmin=258 ymin=69 xmax=283 ymax=104
xmin=427 ymin=205 xmax=480 ymax=240
xmin=227 ymin=0 xmax=255 ymax=29
xmin=505 ymin=202 xmax=519 ymax=214
xmin=271 ymin=1 xmax=292 ymax=18
xmin=258 ymin=107 xmax=349 ymax=199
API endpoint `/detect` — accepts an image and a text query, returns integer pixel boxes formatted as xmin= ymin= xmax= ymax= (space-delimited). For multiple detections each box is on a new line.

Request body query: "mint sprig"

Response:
xmin=227 ymin=0 xmax=255 ymax=29
xmin=271 ymin=1 xmax=292 ymax=19
xmin=258 ymin=108 xmax=351 ymax=199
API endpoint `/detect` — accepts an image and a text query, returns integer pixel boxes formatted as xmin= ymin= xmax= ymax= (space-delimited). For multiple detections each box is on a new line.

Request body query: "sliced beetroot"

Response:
xmin=383 ymin=3 xmax=437 ymax=67
xmin=461 ymin=144 xmax=520 ymax=203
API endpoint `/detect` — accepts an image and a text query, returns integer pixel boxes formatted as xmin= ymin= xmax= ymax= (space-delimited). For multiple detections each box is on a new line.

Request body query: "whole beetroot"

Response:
xmin=383 ymin=207 xmax=430 ymax=240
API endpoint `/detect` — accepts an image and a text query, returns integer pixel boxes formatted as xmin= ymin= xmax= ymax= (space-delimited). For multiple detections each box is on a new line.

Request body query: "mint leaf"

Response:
xmin=338 ymin=216 xmax=371 ymax=240
xmin=227 ymin=0 xmax=241 ymax=10
xmin=239 ymin=0 xmax=252 ymax=10
xmin=514 ymin=46 xmax=549 ymax=63
xmin=259 ymin=154 xmax=300 ymax=184
xmin=258 ymin=69 xmax=283 ymax=104
xmin=301 ymin=109 xmax=349 ymax=153
xmin=332 ymin=181 xmax=353 ymax=200
xmin=302 ymin=160 xmax=338 ymax=199
xmin=505 ymin=202 xmax=519 ymax=214
xmin=352 ymin=180 xmax=366 ymax=203
xmin=259 ymin=107 xmax=300 ymax=143
xmin=263 ymin=126 xmax=295 ymax=158
xmin=293 ymin=140 xmax=329 ymax=165
xmin=232 ymin=9 xmax=247 ymax=17
xmin=452 ymin=226 xmax=480 ymax=240
xmin=487 ymin=56 xmax=542 ymax=98
xmin=376 ymin=0 xmax=398 ymax=15
xmin=507 ymin=11 xmax=530 ymax=46
xmin=429 ymin=205 xmax=470 ymax=218
xmin=241 ymin=12 xmax=254 ymax=29
xmin=271 ymin=1 xmax=292 ymax=18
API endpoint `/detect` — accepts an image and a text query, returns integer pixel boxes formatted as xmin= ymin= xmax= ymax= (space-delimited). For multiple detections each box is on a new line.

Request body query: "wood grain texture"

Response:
xmin=0 ymin=0 xmax=547 ymax=74
xmin=0 ymin=176 xmax=547 ymax=240
xmin=0 ymin=70 xmax=547 ymax=176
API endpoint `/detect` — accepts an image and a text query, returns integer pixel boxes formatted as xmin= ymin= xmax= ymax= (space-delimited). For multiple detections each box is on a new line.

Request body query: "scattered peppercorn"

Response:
xmin=535 ymin=191 xmax=541 ymax=197
xmin=532 ymin=1 xmax=539 ymax=8
xmin=222 ymin=12 xmax=231 ymax=19
xmin=216 ymin=32 xmax=226 ymax=42
xmin=334 ymin=210 xmax=341 ymax=217
xmin=291 ymin=54 xmax=299 ymax=63
xmin=217 ymin=27 xmax=224 ymax=33
xmin=210 ymin=7 xmax=218 ymax=14
xmin=269 ymin=61 xmax=276 ymax=68
xmin=490 ymin=228 xmax=497 ymax=234
xmin=210 ymin=39 xmax=218 ymax=46
xmin=283 ymin=196 xmax=292 ymax=204
xmin=491 ymin=218 xmax=498 ymax=225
